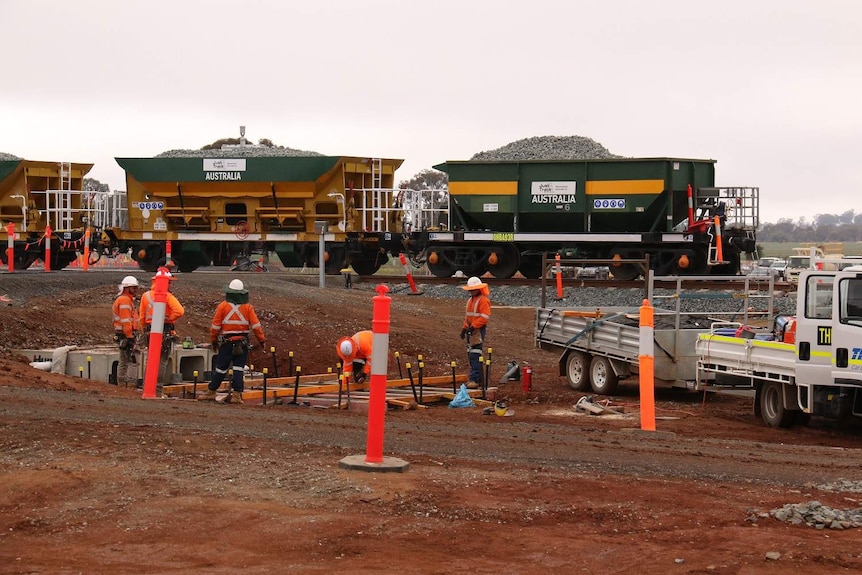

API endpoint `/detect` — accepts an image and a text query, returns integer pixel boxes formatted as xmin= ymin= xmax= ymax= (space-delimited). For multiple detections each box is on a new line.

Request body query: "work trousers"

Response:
xmin=139 ymin=330 xmax=175 ymax=385
xmin=116 ymin=335 xmax=138 ymax=386
xmin=208 ymin=343 xmax=249 ymax=393
xmin=467 ymin=326 xmax=487 ymax=384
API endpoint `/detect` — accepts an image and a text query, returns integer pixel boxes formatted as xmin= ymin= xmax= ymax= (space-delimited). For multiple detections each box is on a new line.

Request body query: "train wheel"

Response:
xmin=677 ymin=248 xmax=708 ymax=276
xmin=53 ymin=252 xmax=77 ymax=270
xmin=488 ymin=244 xmax=520 ymax=279
xmin=324 ymin=246 xmax=346 ymax=275
xmin=609 ymin=264 xmax=638 ymax=281
xmin=178 ymin=260 xmax=200 ymax=273
xmin=609 ymin=249 xmax=640 ymax=281
xmin=518 ymin=257 xmax=543 ymax=279
xmin=428 ymin=259 xmax=455 ymax=278
xmin=350 ymin=256 xmax=384 ymax=276
xmin=710 ymin=251 xmax=741 ymax=276
xmin=14 ymin=252 xmax=34 ymax=270
xmin=566 ymin=351 xmax=591 ymax=391
xmin=589 ymin=356 xmax=619 ymax=395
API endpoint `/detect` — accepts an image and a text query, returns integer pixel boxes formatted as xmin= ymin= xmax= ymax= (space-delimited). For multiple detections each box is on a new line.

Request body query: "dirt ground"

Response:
xmin=2 ymin=269 xmax=862 ymax=574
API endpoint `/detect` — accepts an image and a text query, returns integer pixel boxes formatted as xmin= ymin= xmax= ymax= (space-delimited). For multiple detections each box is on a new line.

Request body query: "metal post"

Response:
xmin=315 ymin=221 xmax=327 ymax=288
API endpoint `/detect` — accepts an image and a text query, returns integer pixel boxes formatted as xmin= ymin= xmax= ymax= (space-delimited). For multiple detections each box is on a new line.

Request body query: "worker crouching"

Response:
xmin=336 ymin=330 xmax=373 ymax=384
xmin=203 ymin=279 xmax=266 ymax=404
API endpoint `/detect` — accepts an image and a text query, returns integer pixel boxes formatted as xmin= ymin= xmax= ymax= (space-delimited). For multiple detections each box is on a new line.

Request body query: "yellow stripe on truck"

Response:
xmin=586 ymin=179 xmax=665 ymax=195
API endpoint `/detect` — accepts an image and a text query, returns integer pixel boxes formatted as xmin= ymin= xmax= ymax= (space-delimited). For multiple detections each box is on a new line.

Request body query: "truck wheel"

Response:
xmin=590 ymin=356 xmax=619 ymax=395
xmin=565 ymin=351 xmax=591 ymax=391
xmin=759 ymin=381 xmax=796 ymax=428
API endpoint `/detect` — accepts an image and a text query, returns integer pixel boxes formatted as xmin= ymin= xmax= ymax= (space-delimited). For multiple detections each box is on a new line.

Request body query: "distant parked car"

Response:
xmin=769 ymin=260 xmax=787 ymax=280
xmin=747 ymin=257 xmax=785 ymax=280
xmin=839 ymin=256 xmax=862 ymax=271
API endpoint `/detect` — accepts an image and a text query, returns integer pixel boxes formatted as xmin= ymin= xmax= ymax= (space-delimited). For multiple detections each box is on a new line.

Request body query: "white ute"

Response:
xmin=697 ymin=267 xmax=862 ymax=427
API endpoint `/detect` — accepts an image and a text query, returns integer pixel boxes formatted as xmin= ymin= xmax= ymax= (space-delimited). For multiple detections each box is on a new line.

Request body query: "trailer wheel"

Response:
xmin=565 ymin=351 xmax=591 ymax=391
xmin=589 ymin=356 xmax=619 ymax=395
xmin=759 ymin=381 xmax=796 ymax=428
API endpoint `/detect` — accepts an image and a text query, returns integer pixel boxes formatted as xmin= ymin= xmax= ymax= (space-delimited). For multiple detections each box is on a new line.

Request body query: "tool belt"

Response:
xmin=142 ymin=324 xmax=177 ymax=354
xmin=219 ymin=334 xmax=249 ymax=356
xmin=145 ymin=323 xmax=175 ymax=333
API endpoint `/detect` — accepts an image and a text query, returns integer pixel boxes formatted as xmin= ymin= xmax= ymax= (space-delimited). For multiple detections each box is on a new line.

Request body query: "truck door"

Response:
xmin=832 ymin=274 xmax=862 ymax=395
xmin=794 ymin=272 xmax=836 ymax=401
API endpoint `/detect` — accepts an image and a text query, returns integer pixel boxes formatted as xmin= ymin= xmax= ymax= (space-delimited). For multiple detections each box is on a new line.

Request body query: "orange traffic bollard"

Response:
xmin=83 ymin=227 xmax=90 ymax=272
xmin=142 ymin=267 xmax=173 ymax=399
xmin=398 ymin=253 xmax=421 ymax=295
xmin=44 ymin=224 xmax=52 ymax=272
xmin=5 ymin=222 xmax=14 ymax=273
xmin=365 ymin=284 xmax=392 ymax=463
xmin=555 ymin=253 xmax=563 ymax=299
xmin=713 ymin=215 xmax=724 ymax=263
xmin=638 ymin=299 xmax=656 ymax=431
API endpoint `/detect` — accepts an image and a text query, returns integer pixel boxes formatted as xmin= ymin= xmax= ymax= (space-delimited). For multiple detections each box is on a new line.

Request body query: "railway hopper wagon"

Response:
xmin=99 ymin=156 xmax=406 ymax=273
xmin=417 ymin=158 xmax=759 ymax=279
xmin=0 ymin=160 xmax=94 ymax=270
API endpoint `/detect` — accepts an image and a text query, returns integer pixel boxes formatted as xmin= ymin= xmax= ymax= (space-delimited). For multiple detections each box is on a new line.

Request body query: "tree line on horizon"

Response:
xmin=759 ymin=211 xmax=862 ymax=243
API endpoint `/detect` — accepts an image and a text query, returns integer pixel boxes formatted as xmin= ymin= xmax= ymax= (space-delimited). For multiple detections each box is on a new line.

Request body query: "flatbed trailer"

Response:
xmin=534 ymin=274 xmax=776 ymax=395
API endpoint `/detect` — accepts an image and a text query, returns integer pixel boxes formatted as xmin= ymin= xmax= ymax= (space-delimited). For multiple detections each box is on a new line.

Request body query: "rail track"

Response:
xmin=362 ymin=274 xmax=796 ymax=293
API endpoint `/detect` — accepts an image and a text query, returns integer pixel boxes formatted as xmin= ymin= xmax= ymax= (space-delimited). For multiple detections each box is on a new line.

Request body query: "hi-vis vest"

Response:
xmin=112 ymin=293 xmax=138 ymax=337
xmin=139 ymin=290 xmax=184 ymax=327
xmin=210 ymin=301 xmax=265 ymax=343
xmin=463 ymin=294 xmax=491 ymax=330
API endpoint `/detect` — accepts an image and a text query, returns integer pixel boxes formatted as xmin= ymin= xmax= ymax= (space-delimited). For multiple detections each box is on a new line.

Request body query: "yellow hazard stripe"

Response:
xmin=585 ymin=179 xmax=664 ymax=195
xmin=699 ymin=334 xmax=794 ymax=351
xmin=449 ymin=181 xmax=517 ymax=196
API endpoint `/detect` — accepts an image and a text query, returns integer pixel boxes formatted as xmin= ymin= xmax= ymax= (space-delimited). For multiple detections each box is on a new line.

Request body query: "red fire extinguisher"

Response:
xmin=522 ymin=362 xmax=532 ymax=392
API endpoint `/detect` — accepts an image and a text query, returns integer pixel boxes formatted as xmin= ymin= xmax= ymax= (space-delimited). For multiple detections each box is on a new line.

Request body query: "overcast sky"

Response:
xmin=1 ymin=0 xmax=859 ymax=224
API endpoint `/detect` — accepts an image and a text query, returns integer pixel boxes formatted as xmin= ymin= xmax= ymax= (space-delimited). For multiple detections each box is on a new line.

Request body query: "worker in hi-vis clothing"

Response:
xmin=460 ymin=276 xmax=491 ymax=388
xmin=138 ymin=268 xmax=185 ymax=388
xmin=202 ymin=279 xmax=266 ymax=404
xmin=112 ymin=275 xmax=140 ymax=387
xmin=336 ymin=330 xmax=373 ymax=384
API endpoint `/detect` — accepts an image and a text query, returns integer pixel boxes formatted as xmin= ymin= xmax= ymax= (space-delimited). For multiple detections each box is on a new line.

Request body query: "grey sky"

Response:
xmin=1 ymin=0 xmax=859 ymax=223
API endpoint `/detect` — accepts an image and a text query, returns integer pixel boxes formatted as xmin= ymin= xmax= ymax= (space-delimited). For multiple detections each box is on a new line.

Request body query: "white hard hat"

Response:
xmin=462 ymin=276 xmax=488 ymax=290
xmin=121 ymin=276 xmax=139 ymax=288
xmin=153 ymin=266 xmax=176 ymax=281
xmin=339 ymin=339 xmax=354 ymax=358
xmin=229 ymin=279 xmax=244 ymax=291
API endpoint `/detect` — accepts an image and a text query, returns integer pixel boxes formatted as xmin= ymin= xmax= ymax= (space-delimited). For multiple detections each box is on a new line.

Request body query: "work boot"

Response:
xmin=200 ymin=389 xmax=217 ymax=401
xmin=466 ymin=381 xmax=480 ymax=389
xmin=230 ymin=391 xmax=243 ymax=405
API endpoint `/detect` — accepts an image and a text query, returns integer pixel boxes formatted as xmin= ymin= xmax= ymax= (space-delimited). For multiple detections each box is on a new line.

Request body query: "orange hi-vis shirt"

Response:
xmin=139 ymin=290 xmax=185 ymax=328
xmin=210 ymin=301 xmax=266 ymax=344
xmin=112 ymin=292 xmax=139 ymax=338
xmin=462 ymin=293 xmax=491 ymax=331
xmin=339 ymin=330 xmax=373 ymax=375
